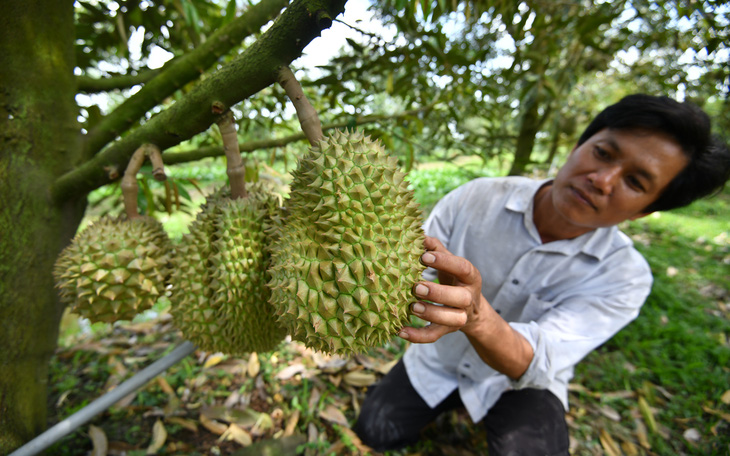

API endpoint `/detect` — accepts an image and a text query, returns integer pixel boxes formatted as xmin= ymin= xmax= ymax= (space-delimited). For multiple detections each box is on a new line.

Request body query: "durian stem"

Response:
xmin=277 ymin=65 xmax=323 ymax=146
xmin=122 ymin=144 xmax=166 ymax=219
xmin=216 ymin=111 xmax=247 ymax=199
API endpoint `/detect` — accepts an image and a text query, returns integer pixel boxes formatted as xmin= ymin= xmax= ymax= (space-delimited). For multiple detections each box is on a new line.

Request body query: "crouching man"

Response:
xmin=354 ymin=94 xmax=730 ymax=455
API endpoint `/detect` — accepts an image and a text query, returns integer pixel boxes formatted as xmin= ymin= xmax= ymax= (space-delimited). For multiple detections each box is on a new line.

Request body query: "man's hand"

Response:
xmin=398 ymin=236 xmax=491 ymax=343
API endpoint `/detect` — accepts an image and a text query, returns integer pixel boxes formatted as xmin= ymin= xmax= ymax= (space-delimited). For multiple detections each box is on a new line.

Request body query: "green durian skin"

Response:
xmin=54 ymin=216 xmax=172 ymax=323
xmin=268 ymin=129 xmax=426 ymax=355
xmin=170 ymin=184 xmax=286 ymax=355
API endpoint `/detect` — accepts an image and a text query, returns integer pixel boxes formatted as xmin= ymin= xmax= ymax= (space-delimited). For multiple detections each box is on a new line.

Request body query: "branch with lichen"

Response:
xmin=121 ymin=144 xmax=166 ymax=220
xmin=52 ymin=0 xmax=347 ymax=203
xmin=81 ymin=0 xmax=290 ymax=161
xmin=76 ymin=69 xmax=160 ymax=94
xmin=278 ymin=65 xmax=323 ymax=145
xmin=161 ymin=104 xmax=437 ymax=165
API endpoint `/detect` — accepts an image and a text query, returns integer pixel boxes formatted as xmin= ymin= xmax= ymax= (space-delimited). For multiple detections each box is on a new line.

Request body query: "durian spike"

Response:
xmin=216 ymin=111 xmax=247 ymax=199
xmin=277 ymin=65 xmax=323 ymax=146
xmin=121 ymin=144 xmax=166 ymax=220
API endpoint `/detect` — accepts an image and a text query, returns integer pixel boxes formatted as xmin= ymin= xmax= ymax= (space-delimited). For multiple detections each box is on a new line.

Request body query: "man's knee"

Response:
xmin=485 ymin=388 xmax=569 ymax=456
xmin=354 ymin=396 xmax=415 ymax=452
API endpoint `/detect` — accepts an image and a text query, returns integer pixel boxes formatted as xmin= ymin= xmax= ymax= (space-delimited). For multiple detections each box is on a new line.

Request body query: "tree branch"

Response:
xmin=76 ymin=69 xmax=160 ymax=93
xmin=53 ymin=0 xmax=347 ymax=203
xmin=278 ymin=65 xmax=323 ymax=145
xmin=81 ymin=0 xmax=290 ymax=160
xmin=162 ymin=105 xmax=434 ymax=165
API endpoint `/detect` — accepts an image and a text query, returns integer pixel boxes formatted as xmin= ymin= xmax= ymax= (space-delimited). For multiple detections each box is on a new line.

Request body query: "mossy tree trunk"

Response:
xmin=0 ymin=0 xmax=346 ymax=452
xmin=0 ymin=0 xmax=85 ymax=453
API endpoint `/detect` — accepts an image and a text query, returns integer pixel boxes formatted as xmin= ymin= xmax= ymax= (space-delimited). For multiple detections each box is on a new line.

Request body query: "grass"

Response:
xmin=49 ymin=161 xmax=729 ymax=455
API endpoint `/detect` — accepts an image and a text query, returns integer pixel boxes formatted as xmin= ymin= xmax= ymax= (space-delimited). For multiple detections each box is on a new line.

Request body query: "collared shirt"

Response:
xmin=403 ymin=176 xmax=652 ymax=423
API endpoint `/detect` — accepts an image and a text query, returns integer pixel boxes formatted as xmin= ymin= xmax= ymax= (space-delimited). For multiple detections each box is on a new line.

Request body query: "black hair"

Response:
xmin=576 ymin=94 xmax=730 ymax=212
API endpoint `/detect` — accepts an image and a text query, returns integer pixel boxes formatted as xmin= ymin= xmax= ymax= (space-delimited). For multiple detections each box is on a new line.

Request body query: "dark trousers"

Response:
xmin=353 ymin=360 xmax=570 ymax=455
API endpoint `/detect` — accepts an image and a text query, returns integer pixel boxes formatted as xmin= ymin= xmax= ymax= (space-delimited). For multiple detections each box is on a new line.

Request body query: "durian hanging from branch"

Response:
xmin=267 ymin=67 xmax=427 ymax=355
xmin=54 ymin=145 xmax=173 ymax=323
xmin=169 ymin=106 xmax=285 ymax=355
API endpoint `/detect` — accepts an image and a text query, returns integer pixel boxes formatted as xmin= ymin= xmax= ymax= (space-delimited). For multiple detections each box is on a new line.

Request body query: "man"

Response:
xmin=353 ymin=94 xmax=730 ymax=454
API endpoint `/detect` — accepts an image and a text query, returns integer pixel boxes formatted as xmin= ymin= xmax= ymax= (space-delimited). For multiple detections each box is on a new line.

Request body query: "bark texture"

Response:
xmin=0 ymin=0 xmax=84 ymax=453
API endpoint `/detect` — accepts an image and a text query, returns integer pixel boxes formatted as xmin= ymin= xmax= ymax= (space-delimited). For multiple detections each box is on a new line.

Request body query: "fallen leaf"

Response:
xmin=200 ymin=414 xmax=228 ymax=435
xmin=319 ymin=404 xmax=349 ymax=427
xmin=218 ymin=423 xmax=252 ymax=447
xmin=248 ymin=352 xmax=260 ymax=378
xmin=598 ymin=405 xmax=621 ymax=422
xmin=721 ymin=389 xmax=730 ymax=405
xmin=284 ymin=410 xmax=300 ymax=437
xmin=251 ymin=413 xmax=274 ymax=436
xmin=638 ymin=396 xmax=657 ymax=433
xmin=343 ymin=371 xmax=377 ymax=387
xmin=338 ymin=427 xmax=373 ymax=454
xmin=328 ymin=374 xmax=342 ymax=388
xmin=88 ymin=425 xmax=108 ymax=456
xmin=146 ymin=419 xmax=167 ymax=455
xmin=203 ymin=353 xmax=226 ymax=369
xmin=307 ymin=422 xmax=318 ymax=443
xmin=308 ymin=387 xmax=321 ymax=411
xmin=599 ymin=429 xmax=621 ymax=456
xmin=702 ymin=405 xmax=730 ymax=422
xmin=224 ymin=391 xmax=241 ymax=409
xmin=275 ymin=363 xmax=305 ymax=380
xmin=374 ymin=358 xmax=398 ymax=375
xmin=634 ymin=417 xmax=651 ymax=449
xmin=620 ymin=439 xmax=640 ymax=456
xmin=166 ymin=417 xmax=198 ymax=433
xmin=157 ymin=377 xmax=175 ymax=395
xmin=201 ymin=405 xmax=260 ymax=428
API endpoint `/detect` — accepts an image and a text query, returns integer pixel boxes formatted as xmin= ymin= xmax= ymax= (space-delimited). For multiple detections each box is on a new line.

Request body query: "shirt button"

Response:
xmin=463 ymin=363 xmax=471 ymax=369
xmin=512 ymin=279 xmax=520 ymax=285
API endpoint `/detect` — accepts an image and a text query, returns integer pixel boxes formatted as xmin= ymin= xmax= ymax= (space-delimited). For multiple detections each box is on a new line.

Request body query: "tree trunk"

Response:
xmin=508 ymin=87 xmax=542 ymax=176
xmin=0 ymin=1 xmax=84 ymax=453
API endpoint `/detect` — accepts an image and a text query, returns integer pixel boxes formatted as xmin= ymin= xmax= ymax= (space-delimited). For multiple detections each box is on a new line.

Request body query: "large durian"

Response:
xmin=54 ymin=145 xmax=172 ymax=323
xmin=169 ymin=112 xmax=286 ymax=355
xmin=268 ymin=129 xmax=426 ymax=355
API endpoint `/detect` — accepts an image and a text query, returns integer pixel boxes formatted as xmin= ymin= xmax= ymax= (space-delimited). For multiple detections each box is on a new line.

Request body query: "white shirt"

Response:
xmin=403 ymin=176 xmax=653 ymax=422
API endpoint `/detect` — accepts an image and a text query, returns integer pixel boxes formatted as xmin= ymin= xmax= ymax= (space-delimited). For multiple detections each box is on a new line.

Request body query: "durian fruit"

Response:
xmin=169 ymin=111 xmax=286 ymax=355
xmin=268 ymin=129 xmax=426 ymax=355
xmin=53 ymin=145 xmax=172 ymax=323
xmin=169 ymin=183 xmax=287 ymax=355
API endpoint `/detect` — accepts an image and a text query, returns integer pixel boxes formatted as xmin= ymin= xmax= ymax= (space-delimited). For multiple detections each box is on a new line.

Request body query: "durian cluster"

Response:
xmin=54 ymin=130 xmax=425 ymax=356
xmin=169 ymin=184 xmax=286 ymax=355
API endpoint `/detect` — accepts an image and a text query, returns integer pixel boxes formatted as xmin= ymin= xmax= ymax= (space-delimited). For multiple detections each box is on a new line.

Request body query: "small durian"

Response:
xmin=170 ymin=183 xmax=287 ymax=355
xmin=54 ymin=145 xmax=171 ymax=323
xmin=54 ymin=216 xmax=172 ymax=323
xmin=268 ymin=129 xmax=426 ymax=355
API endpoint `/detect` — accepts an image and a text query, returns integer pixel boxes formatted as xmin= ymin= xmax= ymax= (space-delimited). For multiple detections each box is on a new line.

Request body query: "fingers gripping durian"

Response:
xmin=169 ymin=111 xmax=286 ymax=355
xmin=268 ymin=129 xmax=426 ymax=355
xmin=54 ymin=145 xmax=172 ymax=323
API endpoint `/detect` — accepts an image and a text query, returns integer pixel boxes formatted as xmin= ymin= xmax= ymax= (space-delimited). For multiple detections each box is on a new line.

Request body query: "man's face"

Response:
xmin=551 ymin=128 xmax=687 ymax=229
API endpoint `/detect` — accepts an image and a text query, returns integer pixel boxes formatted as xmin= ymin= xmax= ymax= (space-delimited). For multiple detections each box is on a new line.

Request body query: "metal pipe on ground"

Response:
xmin=10 ymin=341 xmax=197 ymax=456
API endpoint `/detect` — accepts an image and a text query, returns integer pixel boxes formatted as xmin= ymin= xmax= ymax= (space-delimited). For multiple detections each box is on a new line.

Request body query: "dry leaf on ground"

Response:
xmin=276 ymin=363 xmax=306 ymax=380
xmin=203 ymin=353 xmax=225 ymax=369
xmin=146 ymin=419 xmax=167 ymax=455
xmin=319 ymin=404 xmax=349 ymax=427
xmin=88 ymin=424 xmax=108 ymax=456
xmin=248 ymin=352 xmax=260 ymax=378
xmin=599 ymin=429 xmax=621 ymax=456
xmin=200 ymin=414 xmax=228 ymax=435
xmin=218 ymin=423 xmax=252 ymax=447
xmin=343 ymin=371 xmax=377 ymax=387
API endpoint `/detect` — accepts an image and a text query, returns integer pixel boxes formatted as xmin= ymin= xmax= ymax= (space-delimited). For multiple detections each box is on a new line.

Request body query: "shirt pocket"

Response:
xmin=518 ymin=293 xmax=556 ymax=323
